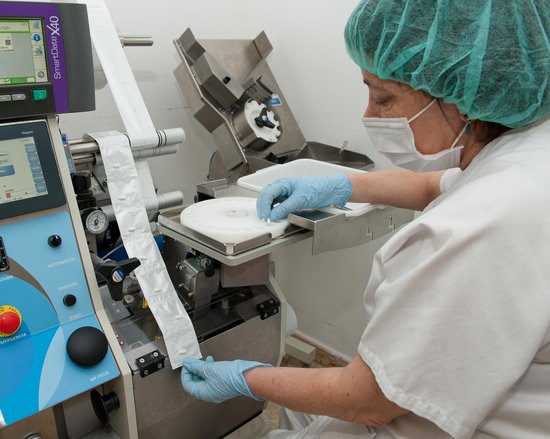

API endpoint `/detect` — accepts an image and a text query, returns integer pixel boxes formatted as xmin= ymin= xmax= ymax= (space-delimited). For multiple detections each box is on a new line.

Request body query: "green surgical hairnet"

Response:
xmin=345 ymin=0 xmax=550 ymax=128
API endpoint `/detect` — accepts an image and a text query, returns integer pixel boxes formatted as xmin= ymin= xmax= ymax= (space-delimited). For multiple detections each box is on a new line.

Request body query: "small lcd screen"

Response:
xmin=0 ymin=18 xmax=48 ymax=86
xmin=0 ymin=136 xmax=48 ymax=204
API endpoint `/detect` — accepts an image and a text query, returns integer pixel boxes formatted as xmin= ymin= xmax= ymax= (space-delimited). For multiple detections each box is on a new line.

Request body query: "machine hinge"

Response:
xmin=136 ymin=350 xmax=165 ymax=377
xmin=257 ymin=299 xmax=279 ymax=320
xmin=0 ymin=237 xmax=9 ymax=272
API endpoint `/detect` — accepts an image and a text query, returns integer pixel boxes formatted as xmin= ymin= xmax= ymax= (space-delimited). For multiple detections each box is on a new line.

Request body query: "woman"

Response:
xmin=181 ymin=1 xmax=550 ymax=437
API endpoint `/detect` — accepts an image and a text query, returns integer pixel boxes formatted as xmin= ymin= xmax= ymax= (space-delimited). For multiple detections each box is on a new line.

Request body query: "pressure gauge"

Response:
xmin=83 ymin=209 xmax=108 ymax=235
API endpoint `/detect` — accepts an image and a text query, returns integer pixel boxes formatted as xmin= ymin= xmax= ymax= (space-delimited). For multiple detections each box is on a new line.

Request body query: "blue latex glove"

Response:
xmin=256 ymin=175 xmax=353 ymax=222
xmin=181 ymin=356 xmax=271 ymax=404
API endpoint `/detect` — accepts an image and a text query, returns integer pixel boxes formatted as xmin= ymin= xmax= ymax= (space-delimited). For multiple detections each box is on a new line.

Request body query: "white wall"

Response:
xmin=60 ymin=0 xmax=394 ymax=361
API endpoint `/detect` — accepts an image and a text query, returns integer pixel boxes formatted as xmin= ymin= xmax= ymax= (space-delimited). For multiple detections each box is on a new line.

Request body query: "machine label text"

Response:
xmin=89 ymin=370 xmax=110 ymax=383
xmin=47 ymin=16 xmax=62 ymax=80
xmin=48 ymin=257 xmax=75 ymax=269
xmin=58 ymin=282 xmax=78 ymax=291
xmin=0 ymin=332 xmax=27 ymax=345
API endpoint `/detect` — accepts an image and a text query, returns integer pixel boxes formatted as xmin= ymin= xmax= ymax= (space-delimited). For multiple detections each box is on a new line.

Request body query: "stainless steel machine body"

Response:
xmin=174 ymin=28 xmax=374 ymax=183
xmin=1 ymin=15 xmax=415 ymax=439
xmin=172 ymin=30 xmax=414 ymax=255
xmin=98 ymin=246 xmax=283 ymax=439
xmin=67 ymin=67 xmax=287 ymax=439
xmin=0 ymin=7 xmax=284 ymax=439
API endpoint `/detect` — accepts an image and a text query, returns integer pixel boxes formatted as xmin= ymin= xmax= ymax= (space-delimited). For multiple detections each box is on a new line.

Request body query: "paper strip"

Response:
xmin=135 ymin=160 xmax=159 ymax=218
xmin=80 ymin=0 xmax=201 ymax=367
xmin=90 ymin=131 xmax=200 ymax=366
xmin=81 ymin=0 xmax=157 ymax=149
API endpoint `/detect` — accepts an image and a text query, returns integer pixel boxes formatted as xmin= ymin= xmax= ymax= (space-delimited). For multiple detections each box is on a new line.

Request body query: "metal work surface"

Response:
xmin=164 ymin=176 xmax=414 ymax=257
xmin=158 ymin=213 xmax=311 ymax=265
xmin=289 ymin=205 xmax=415 ymax=254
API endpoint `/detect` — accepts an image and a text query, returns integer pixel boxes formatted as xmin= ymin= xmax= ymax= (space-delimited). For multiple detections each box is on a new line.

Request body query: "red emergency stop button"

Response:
xmin=0 ymin=305 xmax=22 ymax=337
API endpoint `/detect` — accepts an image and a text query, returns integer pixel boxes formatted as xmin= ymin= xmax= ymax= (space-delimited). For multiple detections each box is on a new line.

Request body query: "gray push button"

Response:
xmin=0 ymin=95 xmax=11 ymax=102
xmin=11 ymin=94 xmax=26 ymax=101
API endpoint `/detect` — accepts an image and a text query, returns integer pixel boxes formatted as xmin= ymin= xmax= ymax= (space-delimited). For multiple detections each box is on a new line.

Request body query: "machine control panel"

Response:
xmin=0 ymin=2 xmax=95 ymax=120
xmin=0 ymin=121 xmax=119 ymax=425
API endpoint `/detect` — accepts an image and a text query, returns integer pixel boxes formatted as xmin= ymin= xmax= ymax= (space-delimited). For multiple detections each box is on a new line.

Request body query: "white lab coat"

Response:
xmin=264 ymin=118 xmax=550 ymax=439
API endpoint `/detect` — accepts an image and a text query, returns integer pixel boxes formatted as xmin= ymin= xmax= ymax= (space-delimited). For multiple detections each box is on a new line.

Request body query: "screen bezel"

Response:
xmin=0 ymin=121 xmax=65 ymax=220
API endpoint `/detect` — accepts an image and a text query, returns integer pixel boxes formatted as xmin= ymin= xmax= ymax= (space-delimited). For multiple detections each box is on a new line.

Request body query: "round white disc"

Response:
xmin=180 ymin=197 xmax=289 ymax=245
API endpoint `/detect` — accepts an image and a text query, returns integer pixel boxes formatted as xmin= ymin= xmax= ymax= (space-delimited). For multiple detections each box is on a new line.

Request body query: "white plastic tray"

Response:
xmin=237 ymin=159 xmax=364 ymax=191
xmin=237 ymin=159 xmax=371 ymax=217
xmin=180 ymin=197 xmax=289 ymax=245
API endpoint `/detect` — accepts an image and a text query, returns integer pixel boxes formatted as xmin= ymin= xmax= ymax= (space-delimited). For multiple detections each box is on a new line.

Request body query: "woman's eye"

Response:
xmin=375 ymin=98 xmax=392 ymax=108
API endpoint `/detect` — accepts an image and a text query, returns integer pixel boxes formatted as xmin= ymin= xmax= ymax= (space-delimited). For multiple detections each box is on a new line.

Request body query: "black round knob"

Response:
xmin=63 ymin=294 xmax=77 ymax=307
xmin=71 ymin=172 xmax=95 ymax=209
xmin=91 ymin=390 xmax=120 ymax=426
xmin=48 ymin=235 xmax=62 ymax=248
xmin=71 ymin=172 xmax=92 ymax=193
xmin=66 ymin=326 xmax=108 ymax=367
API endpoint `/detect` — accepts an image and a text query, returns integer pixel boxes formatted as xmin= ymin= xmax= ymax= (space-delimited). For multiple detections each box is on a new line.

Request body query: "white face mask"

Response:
xmin=362 ymin=99 xmax=467 ymax=172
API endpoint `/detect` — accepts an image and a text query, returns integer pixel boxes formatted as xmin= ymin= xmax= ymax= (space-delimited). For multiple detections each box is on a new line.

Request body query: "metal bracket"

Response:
xmin=257 ymin=298 xmax=279 ymax=320
xmin=136 ymin=350 xmax=165 ymax=377
xmin=0 ymin=237 xmax=9 ymax=272
xmin=288 ymin=205 xmax=415 ymax=254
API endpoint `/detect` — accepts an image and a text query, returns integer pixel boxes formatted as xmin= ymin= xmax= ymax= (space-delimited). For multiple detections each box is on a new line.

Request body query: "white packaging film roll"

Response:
xmin=90 ymin=132 xmax=201 ymax=366
xmin=81 ymin=0 xmax=158 ymax=149
xmin=80 ymin=0 xmax=201 ymax=367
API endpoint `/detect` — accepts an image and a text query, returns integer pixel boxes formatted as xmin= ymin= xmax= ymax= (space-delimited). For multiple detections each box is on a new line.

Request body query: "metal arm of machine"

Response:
xmin=70 ymin=127 xmax=185 ymax=155
xmin=69 ymin=127 xmax=183 ymax=167
xmin=102 ymin=190 xmax=184 ymax=222
xmin=119 ymin=35 xmax=153 ymax=47
xmin=94 ymin=35 xmax=154 ymax=90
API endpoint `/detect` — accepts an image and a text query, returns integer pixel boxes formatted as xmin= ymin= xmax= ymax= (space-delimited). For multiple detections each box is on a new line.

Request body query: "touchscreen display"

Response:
xmin=0 ymin=136 xmax=48 ymax=204
xmin=0 ymin=18 xmax=48 ymax=85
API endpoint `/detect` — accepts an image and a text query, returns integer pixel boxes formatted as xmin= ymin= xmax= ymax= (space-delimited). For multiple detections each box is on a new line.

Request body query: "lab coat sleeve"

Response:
xmin=439 ymin=167 xmax=462 ymax=193
xmin=357 ymin=192 xmax=550 ymax=439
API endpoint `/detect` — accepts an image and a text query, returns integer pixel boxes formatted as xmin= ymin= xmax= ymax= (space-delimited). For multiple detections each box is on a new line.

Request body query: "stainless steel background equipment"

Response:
xmin=174 ymin=28 xmax=374 ymax=183
xmin=33 ymin=23 xmax=287 ymax=439
xmin=1 ymin=11 xmax=416 ymax=437
xmin=171 ymin=30 xmax=414 ymax=255
xmin=97 ymin=232 xmax=283 ymax=439
xmin=63 ymin=32 xmax=288 ymax=439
